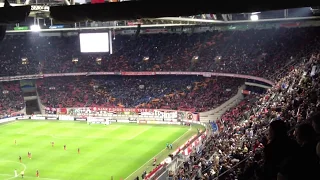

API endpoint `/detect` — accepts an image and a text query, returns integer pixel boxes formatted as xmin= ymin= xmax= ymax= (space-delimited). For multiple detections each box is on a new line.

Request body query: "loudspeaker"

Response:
xmin=0 ymin=25 xmax=6 ymax=42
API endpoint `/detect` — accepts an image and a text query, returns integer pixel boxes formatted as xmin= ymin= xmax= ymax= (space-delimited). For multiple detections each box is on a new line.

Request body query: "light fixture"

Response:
xmin=72 ymin=58 xmax=79 ymax=64
xmin=250 ymin=14 xmax=259 ymax=21
xmin=191 ymin=56 xmax=199 ymax=63
xmin=21 ymin=57 xmax=29 ymax=65
xmin=96 ymin=57 xmax=102 ymax=65
xmin=30 ymin=25 xmax=41 ymax=32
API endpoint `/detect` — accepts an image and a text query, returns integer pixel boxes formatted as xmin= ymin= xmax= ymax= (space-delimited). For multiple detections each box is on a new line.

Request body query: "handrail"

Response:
xmin=146 ymin=121 xmax=208 ymax=180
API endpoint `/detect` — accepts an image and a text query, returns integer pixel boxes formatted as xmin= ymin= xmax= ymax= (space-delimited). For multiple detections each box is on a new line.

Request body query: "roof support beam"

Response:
xmin=64 ymin=0 xmax=70 ymax=5
xmin=24 ymin=0 xmax=31 ymax=5
xmin=152 ymin=16 xmax=320 ymax=24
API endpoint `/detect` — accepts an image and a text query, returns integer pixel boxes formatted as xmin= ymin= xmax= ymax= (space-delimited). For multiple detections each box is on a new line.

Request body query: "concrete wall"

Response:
xmin=200 ymin=85 xmax=245 ymax=122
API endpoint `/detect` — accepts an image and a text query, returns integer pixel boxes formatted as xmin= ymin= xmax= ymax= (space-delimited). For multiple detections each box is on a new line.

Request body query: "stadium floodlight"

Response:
xmin=30 ymin=25 xmax=41 ymax=32
xmin=250 ymin=14 xmax=259 ymax=21
xmin=72 ymin=58 xmax=79 ymax=64
xmin=143 ymin=56 xmax=149 ymax=61
xmin=191 ymin=56 xmax=199 ymax=63
xmin=96 ymin=57 xmax=102 ymax=65
xmin=215 ymin=56 xmax=222 ymax=63
xmin=21 ymin=57 xmax=28 ymax=65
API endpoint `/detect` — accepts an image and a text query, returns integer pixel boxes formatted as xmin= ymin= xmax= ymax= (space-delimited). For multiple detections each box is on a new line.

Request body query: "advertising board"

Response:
xmin=31 ymin=116 xmax=46 ymax=120
xmin=117 ymin=120 xmax=130 ymax=123
xmin=46 ymin=115 xmax=58 ymax=120
xmin=147 ymin=120 xmax=158 ymax=124
xmin=129 ymin=118 xmax=137 ymax=123
xmin=0 ymin=117 xmax=16 ymax=124
xmin=74 ymin=117 xmax=87 ymax=121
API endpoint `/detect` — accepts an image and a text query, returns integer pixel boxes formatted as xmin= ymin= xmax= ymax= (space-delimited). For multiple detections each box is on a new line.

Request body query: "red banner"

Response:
xmin=127 ymin=21 xmax=143 ymax=26
xmin=90 ymin=107 xmax=154 ymax=113
xmin=185 ymin=112 xmax=199 ymax=121
xmin=280 ymin=22 xmax=300 ymax=27
xmin=242 ymin=90 xmax=251 ymax=95
xmin=58 ymin=108 xmax=67 ymax=114
xmin=91 ymin=0 xmax=104 ymax=4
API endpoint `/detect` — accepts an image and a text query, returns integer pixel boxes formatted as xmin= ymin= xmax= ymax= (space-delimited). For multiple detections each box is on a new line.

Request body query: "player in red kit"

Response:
xmin=36 ymin=170 xmax=39 ymax=177
xmin=64 ymin=145 xmax=66 ymax=150
xmin=78 ymin=148 xmax=80 ymax=154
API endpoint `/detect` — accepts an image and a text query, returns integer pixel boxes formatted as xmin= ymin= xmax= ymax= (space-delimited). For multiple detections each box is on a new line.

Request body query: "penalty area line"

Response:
xmin=0 ymin=160 xmax=27 ymax=180
xmin=129 ymin=127 xmax=151 ymax=140
xmin=0 ymin=173 xmax=60 ymax=180
xmin=124 ymin=128 xmax=192 ymax=180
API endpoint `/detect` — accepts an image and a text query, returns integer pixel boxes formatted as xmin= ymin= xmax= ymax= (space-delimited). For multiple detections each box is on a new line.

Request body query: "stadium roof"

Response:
xmin=49 ymin=1 xmax=320 ymax=22
xmin=1 ymin=0 xmax=320 ymax=31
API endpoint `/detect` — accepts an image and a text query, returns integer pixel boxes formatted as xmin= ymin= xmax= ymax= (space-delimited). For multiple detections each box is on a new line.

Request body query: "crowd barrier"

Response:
xmin=145 ymin=121 xmax=208 ymax=180
xmin=44 ymin=107 xmax=200 ymax=122
xmin=0 ymin=115 xmax=195 ymax=125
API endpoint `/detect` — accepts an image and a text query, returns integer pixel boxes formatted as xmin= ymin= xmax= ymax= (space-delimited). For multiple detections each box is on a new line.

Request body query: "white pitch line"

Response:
xmin=0 ymin=121 xmax=18 ymax=127
xmin=129 ymin=127 xmax=151 ymax=140
xmin=0 ymin=173 xmax=60 ymax=180
xmin=0 ymin=160 xmax=27 ymax=180
xmin=124 ymin=128 xmax=191 ymax=180
xmin=0 ymin=160 xmax=60 ymax=180
xmin=14 ymin=133 xmax=134 ymax=140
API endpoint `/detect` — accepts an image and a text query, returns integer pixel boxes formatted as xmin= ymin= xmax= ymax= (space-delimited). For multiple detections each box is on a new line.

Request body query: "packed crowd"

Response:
xmin=37 ymin=76 xmax=243 ymax=112
xmin=171 ymin=53 xmax=320 ymax=180
xmin=0 ymin=27 xmax=319 ymax=78
xmin=0 ymin=81 xmax=24 ymax=117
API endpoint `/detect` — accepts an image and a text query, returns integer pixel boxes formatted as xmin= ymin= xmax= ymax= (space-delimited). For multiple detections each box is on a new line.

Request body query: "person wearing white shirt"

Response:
xmin=14 ymin=169 xmax=18 ymax=177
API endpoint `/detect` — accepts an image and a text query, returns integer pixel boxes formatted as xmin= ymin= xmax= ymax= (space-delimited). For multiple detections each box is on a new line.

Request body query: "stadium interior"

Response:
xmin=0 ymin=0 xmax=320 ymax=180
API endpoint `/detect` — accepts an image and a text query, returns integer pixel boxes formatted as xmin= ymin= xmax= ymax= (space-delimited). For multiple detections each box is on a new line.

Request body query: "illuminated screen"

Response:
xmin=79 ymin=33 xmax=109 ymax=53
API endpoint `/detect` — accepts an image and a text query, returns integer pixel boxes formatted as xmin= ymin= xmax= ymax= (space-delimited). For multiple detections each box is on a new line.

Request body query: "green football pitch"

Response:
xmin=0 ymin=120 xmax=202 ymax=180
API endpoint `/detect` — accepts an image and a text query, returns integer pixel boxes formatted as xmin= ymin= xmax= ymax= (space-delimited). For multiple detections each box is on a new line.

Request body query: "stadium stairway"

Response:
xmin=199 ymin=85 xmax=245 ymax=122
xmin=36 ymin=90 xmax=45 ymax=114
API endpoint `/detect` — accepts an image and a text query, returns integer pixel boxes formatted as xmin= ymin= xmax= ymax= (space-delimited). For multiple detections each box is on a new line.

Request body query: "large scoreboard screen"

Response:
xmin=79 ymin=33 xmax=109 ymax=53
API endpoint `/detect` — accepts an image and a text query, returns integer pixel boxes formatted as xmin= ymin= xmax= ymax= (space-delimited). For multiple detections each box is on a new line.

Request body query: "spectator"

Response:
xmin=263 ymin=120 xmax=299 ymax=180
xmin=0 ymin=27 xmax=319 ymax=78
xmin=37 ymin=76 xmax=242 ymax=111
xmin=278 ymin=123 xmax=319 ymax=180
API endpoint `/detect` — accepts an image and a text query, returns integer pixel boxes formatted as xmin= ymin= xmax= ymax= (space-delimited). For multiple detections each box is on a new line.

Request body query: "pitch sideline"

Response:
xmin=124 ymin=128 xmax=192 ymax=180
